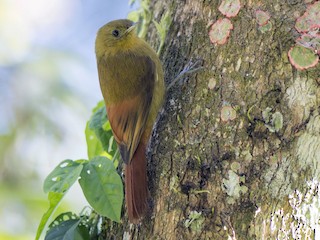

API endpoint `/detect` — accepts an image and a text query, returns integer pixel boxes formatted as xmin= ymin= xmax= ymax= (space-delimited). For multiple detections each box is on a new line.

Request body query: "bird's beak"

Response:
xmin=125 ymin=22 xmax=138 ymax=35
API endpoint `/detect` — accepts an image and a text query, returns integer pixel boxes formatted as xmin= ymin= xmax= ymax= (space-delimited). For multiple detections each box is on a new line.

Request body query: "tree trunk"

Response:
xmin=103 ymin=0 xmax=320 ymax=239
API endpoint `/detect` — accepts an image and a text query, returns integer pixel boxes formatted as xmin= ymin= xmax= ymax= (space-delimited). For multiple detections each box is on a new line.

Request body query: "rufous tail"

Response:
xmin=125 ymin=142 xmax=148 ymax=224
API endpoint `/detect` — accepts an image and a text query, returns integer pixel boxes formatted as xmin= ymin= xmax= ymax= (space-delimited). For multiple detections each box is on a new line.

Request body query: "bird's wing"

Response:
xmin=106 ymin=56 xmax=155 ymax=164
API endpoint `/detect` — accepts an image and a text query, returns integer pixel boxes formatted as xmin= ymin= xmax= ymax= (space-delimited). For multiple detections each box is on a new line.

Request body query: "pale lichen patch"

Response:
xmin=264 ymin=154 xmax=293 ymax=199
xmin=221 ymin=105 xmax=237 ymax=122
xmin=235 ymin=57 xmax=242 ymax=71
xmin=230 ymin=161 xmax=240 ymax=171
xmin=296 ymin=114 xmax=320 ymax=177
xmin=289 ymin=180 xmax=320 ymax=235
xmin=285 ymin=76 xmax=318 ymax=124
xmin=208 ymin=78 xmax=216 ymax=90
xmin=241 ymin=150 xmax=253 ymax=162
xmin=263 ymin=110 xmax=283 ymax=133
xmin=222 ymin=170 xmax=248 ymax=204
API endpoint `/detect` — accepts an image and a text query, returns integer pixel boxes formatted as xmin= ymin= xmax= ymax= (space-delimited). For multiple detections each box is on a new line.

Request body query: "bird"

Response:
xmin=95 ymin=19 xmax=165 ymax=223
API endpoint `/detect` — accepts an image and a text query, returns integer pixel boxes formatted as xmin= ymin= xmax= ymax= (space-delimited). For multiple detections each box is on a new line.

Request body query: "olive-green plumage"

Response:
xmin=95 ymin=19 xmax=165 ymax=223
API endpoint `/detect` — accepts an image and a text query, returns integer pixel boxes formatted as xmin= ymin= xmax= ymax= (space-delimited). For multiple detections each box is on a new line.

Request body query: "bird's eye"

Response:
xmin=112 ymin=29 xmax=120 ymax=37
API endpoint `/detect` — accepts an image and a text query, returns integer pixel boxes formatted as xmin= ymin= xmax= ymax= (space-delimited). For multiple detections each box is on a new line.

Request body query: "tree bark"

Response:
xmin=103 ymin=0 xmax=320 ymax=239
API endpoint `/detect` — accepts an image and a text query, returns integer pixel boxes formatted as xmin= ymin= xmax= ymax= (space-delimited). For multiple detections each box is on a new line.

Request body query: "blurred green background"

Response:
xmin=0 ymin=0 xmax=135 ymax=239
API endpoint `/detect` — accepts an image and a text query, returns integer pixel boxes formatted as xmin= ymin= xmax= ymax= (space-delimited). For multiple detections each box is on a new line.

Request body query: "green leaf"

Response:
xmin=35 ymin=192 xmax=64 ymax=240
xmin=85 ymin=121 xmax=105 ymax=159
xmin=138 ymin=0 xmax=152 ymax=39
xmin=153 ymin=11 xmax=172 ymax=54
xmin=43 ymin=160 xmax=83 ymax=194
xmin=45 ymin=219 xmax=89 ymax=240
xmin=86 ymin=101 xmax=118 ymax=158
xmin=46 ymin=212 xmax=90 ymax=240
xmin=127 ymin=10 xmax=140 ymax=23
xmin=79 ymin=156 xmax=123 ymax=222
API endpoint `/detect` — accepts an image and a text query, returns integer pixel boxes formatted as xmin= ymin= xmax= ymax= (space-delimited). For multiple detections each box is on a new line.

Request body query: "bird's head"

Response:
xmin=95 ymin=19 xmax=138 ymax=57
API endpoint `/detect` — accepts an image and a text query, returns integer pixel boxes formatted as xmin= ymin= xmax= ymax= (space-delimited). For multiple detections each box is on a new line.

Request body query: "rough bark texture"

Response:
xmin=102 ymin=0 xmax=320 ymax=239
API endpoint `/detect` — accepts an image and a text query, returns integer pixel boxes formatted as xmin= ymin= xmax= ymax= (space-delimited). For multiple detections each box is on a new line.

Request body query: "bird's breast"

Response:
xmin=98 ymin=51 xmax=156 ymax=106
